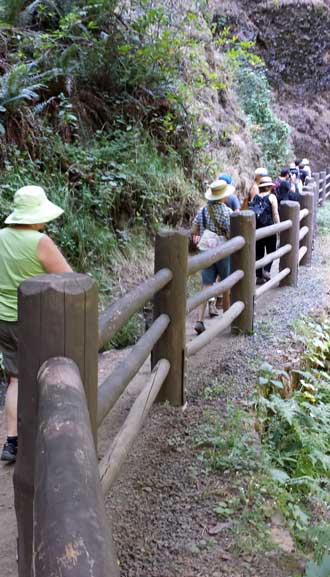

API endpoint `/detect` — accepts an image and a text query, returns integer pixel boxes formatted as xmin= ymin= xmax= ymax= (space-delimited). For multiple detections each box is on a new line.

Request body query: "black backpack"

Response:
xmin=248 ymin=194 xmax=273 ymax=228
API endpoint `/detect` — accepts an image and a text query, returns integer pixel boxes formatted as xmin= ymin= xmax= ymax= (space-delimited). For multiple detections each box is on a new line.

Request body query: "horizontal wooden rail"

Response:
xmin=186 ymin=269 xmax=244 ymax=314
xmin=255 ymin=219 xmax=292 ymax=241
xmin=255 ymin=267 xmax=290 ymax=299
xmin=299 ymin=225 xmax=309 ymax=242
xmin=98 ymin=268 xmax=173 ymax=349
xmin=298 ymin=245 xmax=308 ymax=263
xmin=187 ymin=236 xmax=245 ymax=276
xmin=186 ymin=301 xmax=245 ymax=358
xmin=255 ymin=243 xmax=291 ymax=271
xmin=97 ymin=314 xmax=170 ymax=426
xmin=299 ymin=208 xmax=309 ymax=222
xmin=99 ymin=359 xmax=170 ymax=494
xmin=35 ymin=358 xmax=119 ymax=577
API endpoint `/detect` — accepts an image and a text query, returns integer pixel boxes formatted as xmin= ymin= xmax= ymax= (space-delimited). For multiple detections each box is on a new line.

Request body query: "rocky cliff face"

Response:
xmin=212 ymin=0 xmax=330 ymax=170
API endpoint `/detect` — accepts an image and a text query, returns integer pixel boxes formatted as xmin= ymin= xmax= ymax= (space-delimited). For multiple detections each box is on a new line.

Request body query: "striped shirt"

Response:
xmin=193 ymin=202 xmax=232 ymax=238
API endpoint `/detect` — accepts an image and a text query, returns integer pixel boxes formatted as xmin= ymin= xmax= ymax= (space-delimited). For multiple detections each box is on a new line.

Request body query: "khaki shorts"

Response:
xmin=0 ymin=320 xmax=19 ymax=378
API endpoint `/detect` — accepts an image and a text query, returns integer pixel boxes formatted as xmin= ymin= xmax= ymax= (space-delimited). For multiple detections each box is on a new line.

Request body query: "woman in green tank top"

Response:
xmin=0 ymin=185 xmax=72 ymax=463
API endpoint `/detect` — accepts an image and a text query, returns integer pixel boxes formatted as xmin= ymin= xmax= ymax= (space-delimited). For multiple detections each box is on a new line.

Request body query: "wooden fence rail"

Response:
xmin=14 ymin=165 xmax=330 ymax=577
xmin=34 ymin=357 xmax=119 ymax=577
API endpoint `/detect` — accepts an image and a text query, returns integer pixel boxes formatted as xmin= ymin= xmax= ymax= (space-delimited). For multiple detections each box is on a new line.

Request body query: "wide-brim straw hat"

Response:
xmin=255 ymin=167 xmax=268 ymax=177
xmin=258 ymin=176 xmax=274 ymax=189
xmin=205 ymin=179 xmax=235 ymax=201
xmin=5 ymin=186 xmax=64 ymax=225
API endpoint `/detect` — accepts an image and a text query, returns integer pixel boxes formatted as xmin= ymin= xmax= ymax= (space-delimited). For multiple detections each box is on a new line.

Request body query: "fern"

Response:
xmin=305 ymin=555 xmax=330 ymax=577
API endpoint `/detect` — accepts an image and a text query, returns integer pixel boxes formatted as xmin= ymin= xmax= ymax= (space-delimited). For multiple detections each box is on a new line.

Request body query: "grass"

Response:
xmin=195 ymin=312 xmax=330 ymax=571
xmin=317 ymin=202 xmax=330 ymax=236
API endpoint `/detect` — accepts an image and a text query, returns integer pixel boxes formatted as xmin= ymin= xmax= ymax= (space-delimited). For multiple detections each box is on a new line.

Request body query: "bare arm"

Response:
xmin=37 ymin=236 xmax=73 ymax=273
xmin=249 ymin=183 xmax=258 ymax=202
xmin=269 ymin=194 xmax=280 ymax=224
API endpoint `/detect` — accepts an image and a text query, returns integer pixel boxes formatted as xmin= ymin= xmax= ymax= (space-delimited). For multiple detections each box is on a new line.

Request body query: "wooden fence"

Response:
xmin=13 ymin=168 xmax=327 ymax=576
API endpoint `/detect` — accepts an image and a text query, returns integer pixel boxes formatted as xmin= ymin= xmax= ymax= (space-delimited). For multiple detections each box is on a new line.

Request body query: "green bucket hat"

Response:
xmin=5 ymin=186 xmax=64 ymax=225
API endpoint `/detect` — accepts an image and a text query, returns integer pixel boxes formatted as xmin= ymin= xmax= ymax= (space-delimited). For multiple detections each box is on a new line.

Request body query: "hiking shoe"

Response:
xmin=208 ymin=301 xmax=220 ymax=317
xmin=1 ymin=442 xmax=17 ymax=463
xmin=263 ymin=270 xmax=271 ymax=281
xmin=194 ymin=321 xmax=206 ymax=335
xmin=256 ymin=276 xmax=266 ymax=285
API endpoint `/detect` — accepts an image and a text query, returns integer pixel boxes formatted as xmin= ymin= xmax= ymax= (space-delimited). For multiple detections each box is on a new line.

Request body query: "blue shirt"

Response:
xmin=226 ymin=194 xmax=240 ymax=211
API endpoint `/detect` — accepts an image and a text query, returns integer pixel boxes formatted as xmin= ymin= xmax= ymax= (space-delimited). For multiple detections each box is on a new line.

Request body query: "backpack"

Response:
xmin=248 ymin=194 xmax=273 ymax=228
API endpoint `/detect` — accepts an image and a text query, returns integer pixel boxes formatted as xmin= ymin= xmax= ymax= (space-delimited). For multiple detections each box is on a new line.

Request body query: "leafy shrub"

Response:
xmin=234 ymin=65 xmax=292 ymax=174
xmin=0 ymin=127 xmax=197 ymax=275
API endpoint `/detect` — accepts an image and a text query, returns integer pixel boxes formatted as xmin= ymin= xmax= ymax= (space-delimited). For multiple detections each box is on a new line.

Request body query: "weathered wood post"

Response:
xmin=14 ymin=273 xmax=98 ymax=577
xmin=320 ymin=170 xmax=326 ymax=207
xmin=34 ymin=357 xmax=119 ymax=577
xmin=279 ymin=201 xmax=300 ymax=287
xmin=230 ymin=210 xmax=256 ymax=333
xmin=305 ymin=179 xmax=318 ymax=242
xmin=299 ymin=191 xmax=314 ymax=266
xmin=152 ymin=230 xmax=188 ymax=405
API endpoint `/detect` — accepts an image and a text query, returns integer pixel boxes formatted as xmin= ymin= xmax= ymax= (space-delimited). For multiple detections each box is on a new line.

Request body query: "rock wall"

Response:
xmin=212 ymin=0 xmax=330 ymax=170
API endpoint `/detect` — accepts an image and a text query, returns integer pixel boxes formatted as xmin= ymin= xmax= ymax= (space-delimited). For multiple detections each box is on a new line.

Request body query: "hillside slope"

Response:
xmin=212 ymin=0 xmax=330 ymax=169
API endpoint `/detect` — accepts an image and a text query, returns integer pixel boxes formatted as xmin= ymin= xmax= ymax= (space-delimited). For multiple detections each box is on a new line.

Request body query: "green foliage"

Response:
xmin=197 ymin=314 xmax=330 ymax=562
xmin=317 ymin=202 xmax=330 ymax=236
xmin=234 ymin=65 xmax=292 ymax=174
xmin=304 ymin=555 xmax=330 ymax=577
xmin=106 ymin=313 xmax=144 ymax=350
xmin=256 ymin=317 xmax=330 ymax=486
xmin=0 ymin=127 xmax=195 ymax=275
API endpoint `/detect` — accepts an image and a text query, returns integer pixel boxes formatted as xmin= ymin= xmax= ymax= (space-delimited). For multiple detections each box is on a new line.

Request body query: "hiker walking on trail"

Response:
xmin=248 ymin=176 xmax=280 ymax=285
xmin=243 ymin=167 xmax=268 ymax=208
xmin=0 ymin=186 xmax=72 ymax=463
xmin=191 ymin=179 xmax=233 ymax=335
xmin=218 ymin=173 xmax=240 ymax=212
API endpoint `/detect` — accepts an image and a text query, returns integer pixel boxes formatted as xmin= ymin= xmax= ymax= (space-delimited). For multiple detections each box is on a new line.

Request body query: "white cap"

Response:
xmin=255 ymin=167 xmax=268 ymax=176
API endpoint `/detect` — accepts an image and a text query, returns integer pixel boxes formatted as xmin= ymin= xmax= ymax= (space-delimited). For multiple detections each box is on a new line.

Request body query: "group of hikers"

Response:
xmin=191 ymin=158 xmax=311 ymax=335
xmin=0 ymin=159 xmax=311 ymax=462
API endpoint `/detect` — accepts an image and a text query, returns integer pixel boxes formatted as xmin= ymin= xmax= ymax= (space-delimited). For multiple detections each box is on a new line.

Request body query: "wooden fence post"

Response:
xmin=34 ymin=357 xmax=119 ymax=577
xmin=299 ymin=191 xmax=314 ymax=266
xmin=152 ymin=230 xmax=188 ymax=405
xmin=279 ymin=201 xmax=300 ymax=287
xmin=14 ymin=273 xmax=98 ymax=577
xmin=230 ymin=210 xmax=256 ymax=334
xmin=320 ymin=170 xmax=326 ymax=207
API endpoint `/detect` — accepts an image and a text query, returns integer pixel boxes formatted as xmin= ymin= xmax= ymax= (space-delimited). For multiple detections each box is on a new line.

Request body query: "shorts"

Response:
xmin=201 ymin=256 xmax=230 ymax=286
xmin=0 ymin=320 xmax=19 ymax=377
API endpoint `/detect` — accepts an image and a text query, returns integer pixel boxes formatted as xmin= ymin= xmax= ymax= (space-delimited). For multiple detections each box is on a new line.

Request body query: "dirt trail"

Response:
xmin=1 ymin=233 xmax=330 ymax=577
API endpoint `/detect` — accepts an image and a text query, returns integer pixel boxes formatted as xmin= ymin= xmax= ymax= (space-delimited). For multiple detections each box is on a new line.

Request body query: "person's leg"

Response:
xmin=0 ymin=321 xmax=19 ymax=462
xmin=216 ymin=257 xmax=231 ymax=312
xmin=256 ymin=238 xmax=266 ymax=278
xmin=1 ymin=374 xmax=18 ymax=462
xmin=264 ymin=235 xmax=277 ymax=274
xmin=197 ymin=297 xmax=209 ymax=323
xmin=195 ymin=265 xmax=216 ymax=333
xmin=5 ymin=377 xmax=18 ymax=437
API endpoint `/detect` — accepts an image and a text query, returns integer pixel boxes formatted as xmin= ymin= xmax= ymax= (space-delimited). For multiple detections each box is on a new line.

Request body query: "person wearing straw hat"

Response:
xmin=0 ymin=185 xmax=72 ymax=463
xmin=191 ymin=179 xmax=233 ymax=335
xmin=249 ymin=176 xmax=280 ymax=285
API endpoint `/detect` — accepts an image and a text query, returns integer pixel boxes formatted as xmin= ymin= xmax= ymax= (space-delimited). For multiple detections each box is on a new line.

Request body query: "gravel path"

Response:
xmin=0 ymin=232 xmax=329 ymax=577
xmin=103 ymin=233 xmax=330 ymax=577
